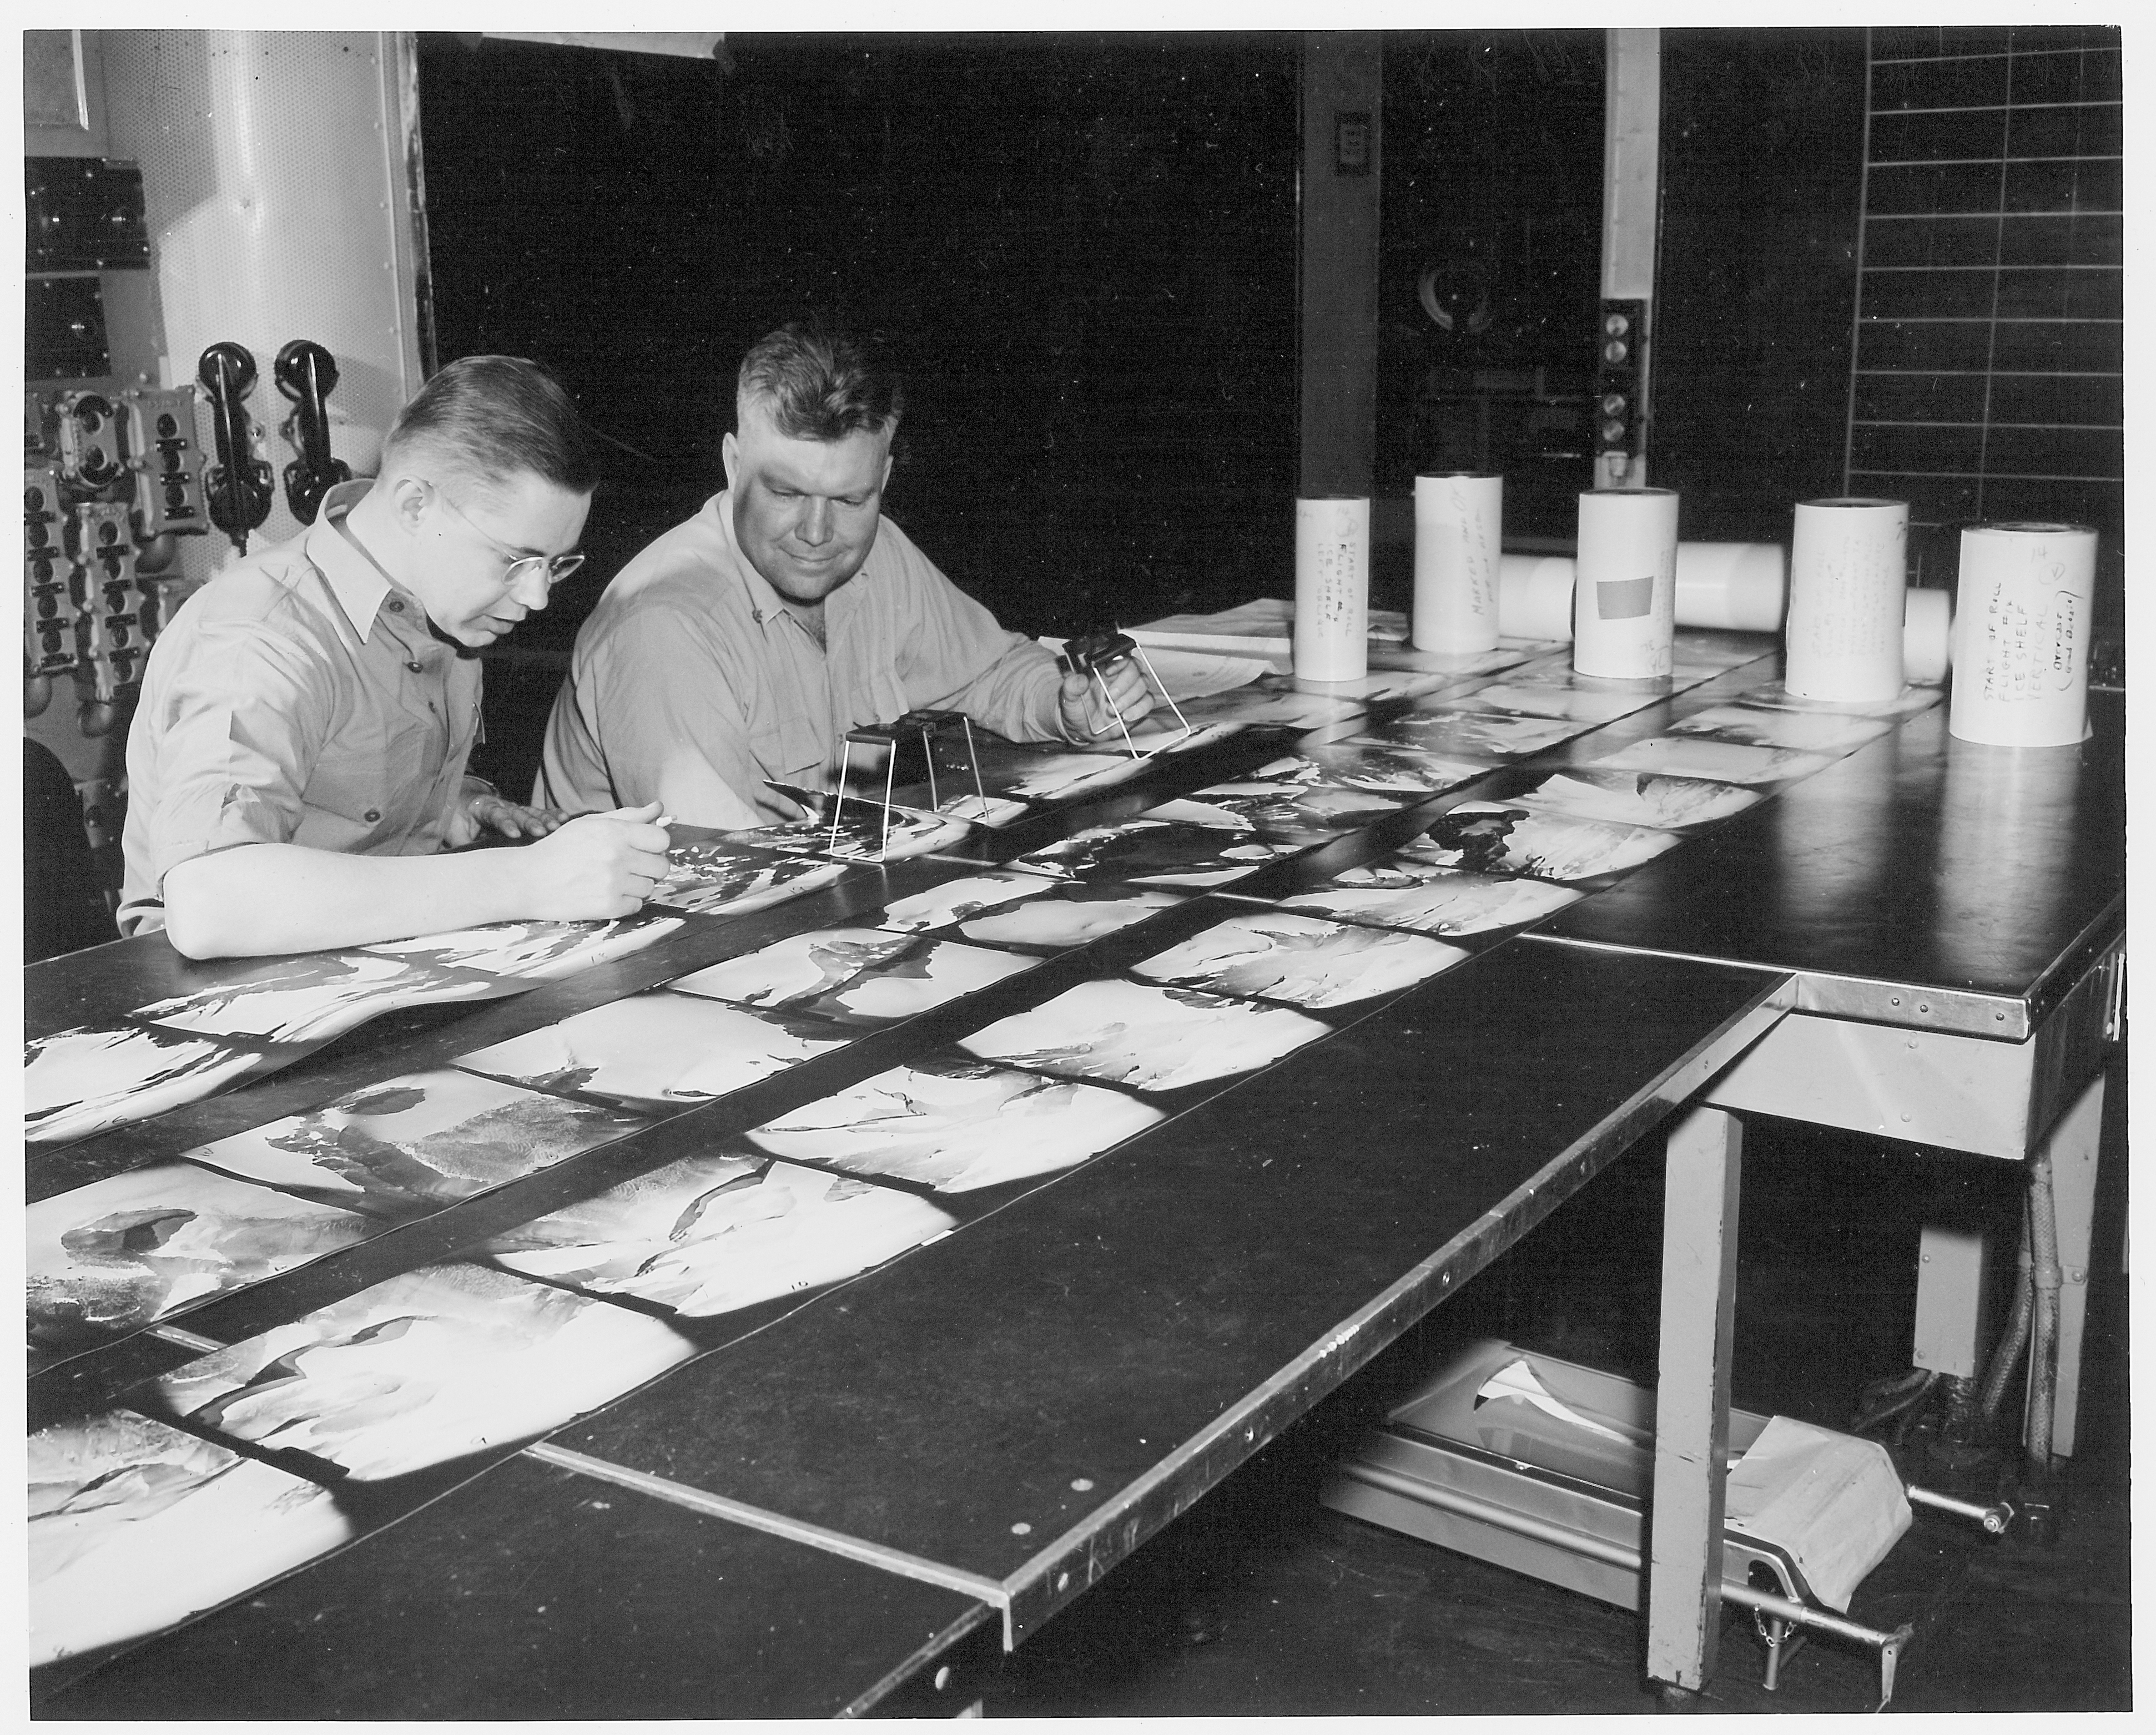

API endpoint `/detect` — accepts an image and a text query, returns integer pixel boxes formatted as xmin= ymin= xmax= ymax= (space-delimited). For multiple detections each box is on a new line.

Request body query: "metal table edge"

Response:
xmin=986 ymin=970 xmax=1791 ymax=1647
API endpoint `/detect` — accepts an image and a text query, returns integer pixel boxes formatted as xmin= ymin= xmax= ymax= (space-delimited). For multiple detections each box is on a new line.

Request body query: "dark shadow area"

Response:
xmin=977 ymin=1079 xmax=2130 ymax=1714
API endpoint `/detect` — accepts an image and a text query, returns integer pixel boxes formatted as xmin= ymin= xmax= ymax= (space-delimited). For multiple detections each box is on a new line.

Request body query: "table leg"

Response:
xmin=1646 ymin=1104 xmax=1744 ymax=1692
xmin=2027 ymin=1069 xmax=2105 ymax=1460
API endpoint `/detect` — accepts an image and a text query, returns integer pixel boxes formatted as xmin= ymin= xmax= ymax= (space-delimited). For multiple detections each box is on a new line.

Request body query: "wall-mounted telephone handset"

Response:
xmin=196 ymin=341 xmax=275 ymax=553
xmin=274 ymin=339 xmax=352 ymax=524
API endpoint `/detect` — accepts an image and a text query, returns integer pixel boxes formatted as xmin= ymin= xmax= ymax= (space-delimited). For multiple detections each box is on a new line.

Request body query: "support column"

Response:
xmin=1297 ymin=32 xmax=1383 ymax=498
xmin=2026 ymin=1070 xmax=2105 ymax=1459
xmin=1596 ymin=28 xmax=1661 ymax=490
xmin=1646 ymin=1104 xmax=1743 ymax=1692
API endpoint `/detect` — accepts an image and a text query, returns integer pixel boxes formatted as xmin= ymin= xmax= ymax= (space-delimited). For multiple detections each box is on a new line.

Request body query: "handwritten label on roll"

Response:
xmin=1573 ymin=488 xmax=1678 ymax=679
xmin=1294 ymin=496 xmax=1371 ymax=683
xmin=1412 ymin=473 xmax=1502 ymax=654
xmin=1786 ymin=498 xmax=1908 ymax=703
xmin=1948 ymin=522 xmax=2097 ymax=746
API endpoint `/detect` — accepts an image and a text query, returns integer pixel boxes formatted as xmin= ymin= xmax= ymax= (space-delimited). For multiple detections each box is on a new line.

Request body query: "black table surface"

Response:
xmin=1539 ymin=690 xmax=2127 ymax=1039
xmin=556 ymin=937 xmax=1785 ymax=1643
xmin=38 ymin=1452 xmax=989 ymax=1719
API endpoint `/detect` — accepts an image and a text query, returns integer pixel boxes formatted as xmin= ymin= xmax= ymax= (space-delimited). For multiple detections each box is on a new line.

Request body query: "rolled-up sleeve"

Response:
xmin=132 ymin=618 xmax=333 ymax=886
xmin=568 ymin=599 xmax=774 ymax=831
xmin=889 ymin=542 xmax=1065 ymax=742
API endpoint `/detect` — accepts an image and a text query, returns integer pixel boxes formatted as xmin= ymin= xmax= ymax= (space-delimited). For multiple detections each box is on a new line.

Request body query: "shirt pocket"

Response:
xmin=750 ymin=709 xmax=829 ymax=790
xmin=298 ymin=704 xmax=440 ymax=845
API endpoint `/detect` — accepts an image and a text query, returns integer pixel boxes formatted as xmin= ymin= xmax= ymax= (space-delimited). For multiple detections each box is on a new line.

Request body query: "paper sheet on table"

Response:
xmin=1725 ymin=1415 xmax=1912 ymax=1612
xmin=1474 ymin=1358 xmax=1634 ymax=1444
xmin=1129 ymin=599 xmax=1409 ymax=658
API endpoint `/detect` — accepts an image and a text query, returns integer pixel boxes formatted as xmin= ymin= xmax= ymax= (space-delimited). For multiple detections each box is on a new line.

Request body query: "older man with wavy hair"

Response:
xmin=538 ymin=319 xmax=1152 ymax=830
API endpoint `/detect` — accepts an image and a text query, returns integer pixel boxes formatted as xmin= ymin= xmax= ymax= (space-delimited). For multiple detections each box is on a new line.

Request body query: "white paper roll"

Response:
xmin=1903 ymin=587 xmax=1953 ymax=685
xmin=1573 ymin=488 xmax=1679 ymax=679
xmin=1948 ymin=522 xmax=2097 ymax=746
xmin=1412 ymin=473 xmax=1503 ymax=653
xmin=1293 ymin=496 xmax=1370 ymax=682
xmin=1785 ymin=498 xmax=1909 ymax=702
xmin=1675 ymin=542 xmax=1787 ymax=632
xmin=1498 ymin=554 xmax=1576 ymax=642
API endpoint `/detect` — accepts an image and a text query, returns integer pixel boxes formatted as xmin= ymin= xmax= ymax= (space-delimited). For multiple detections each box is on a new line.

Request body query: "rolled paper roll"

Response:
xmin=1948 ymin=522 xmax=2098 ymax=746
xmin=1497 ymin=554 xmax=1576 ymax=642
xmin=1903 ymin=587 xmax=1953 ymax=685
xmin=1293 ymin=496 xmax=1371 ymax=682
xmin=1785 ymin=498 xmax=1909 ymax=702
xmin=1412 ymin=472 xmax=1503 ymax=653
xmin=1573 ymin=487 xmax=1679 ymax=679
xmin=1674 ymin=542 xmax=1787 ymax=632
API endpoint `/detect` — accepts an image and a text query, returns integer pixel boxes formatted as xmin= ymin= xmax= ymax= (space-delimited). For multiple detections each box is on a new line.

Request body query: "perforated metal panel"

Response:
xmin=96 ymin=30 xmax=428 ymax=586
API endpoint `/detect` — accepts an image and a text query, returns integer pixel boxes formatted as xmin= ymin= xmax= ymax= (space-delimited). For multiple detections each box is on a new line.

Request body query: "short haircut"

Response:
xmin=384 ymin=355 xmax=600 ymax=500
xmin=737 ymin=319 xmax=904 ymax=442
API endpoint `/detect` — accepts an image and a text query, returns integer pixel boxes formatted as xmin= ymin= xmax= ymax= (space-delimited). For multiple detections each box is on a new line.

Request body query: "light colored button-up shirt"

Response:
xmin=118 ymin=481 xmax=484 ymax=936
xmin=536 ymin=490 xmax=1067 ymax=829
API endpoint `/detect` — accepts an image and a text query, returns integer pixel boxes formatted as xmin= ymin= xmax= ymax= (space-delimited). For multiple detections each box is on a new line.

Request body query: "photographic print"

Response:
xmin=1172 ymin=679 xmax=1369 ymax=730
xmin=1399 ymin=804 xmax=1682 ymax=882
xmin=28 ymin=1163 xmax=377 ymax=1355
xmin=991 ymin=748 xmax=1156 ymax=801
xmin=875 ymin=871 xmax=1059 ymax=933
xmin=29 ymin=1409 xmax=354 ymax=1668
xmin=24 ymin=1022 xmax=269 ymax=1148
xmin=1144 ymin=783 xmax=1406 ymax=848
xmin=150 ymin=1263 xmax=696 ymax=1480
xmin=729 ymin=798 xmax=970 ymax=863
xmin=1429 ymin=680 xmax=1661 ymax=725
xmin=669 ymin=929 xmax=1034 ymax=1025
xmin=126 ymin=953 xmax=496 ymax=1045
xmin=1732 ymin=681 xmax=1944 ymax=719
xmin=746 ymin=1055 xmax=1164 ymax=1192
xmin=1132 ymin=911 xmax=1468 ymax=1008
xmin=647 ymin=844 xmax=852 ymax=917
xmin=1510 ymin=768 xmax=1764 ymax=832
xmin=1278 ymin=861 xmax=1585 ymax=937
xmin=180 ymin=1070 xmax=656 ymax=1220
xmin=1670 ymin=703 xmax=1894 ymax=755
xmin=359 ymin=911 xmax=684 ymax=980
xmin=1005 ymin=819 xmax=1299 ymax=889
xmin=490 ymin=1154 xmax=956 ymax=1315
xmin=960 ymin=977 xmax=1329 ymax=1092
xmin=1581 ymin=734 xmax=1837 ymax=786
xmin=955 ymin=885 xmax=1186 ymax=951
xmin=453 ymin=991 xmax=850 ymax=1111
xmin=1354 ymin=707 xmax=1583 ymax=759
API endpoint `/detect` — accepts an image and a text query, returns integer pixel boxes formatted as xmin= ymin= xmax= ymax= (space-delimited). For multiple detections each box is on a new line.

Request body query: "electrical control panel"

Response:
xmin=24 ymin=464 xmax=77 ymax=680
xmin=122 ymin=386 xmax=207 ymax=538
xmin=24 ymin=382 xmax=205 ymax=724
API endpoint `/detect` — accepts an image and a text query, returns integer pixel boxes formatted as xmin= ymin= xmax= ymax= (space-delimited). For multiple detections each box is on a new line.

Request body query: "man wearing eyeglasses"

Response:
xmin=536 ymin=319 xmax=1156 ymax=831
xmin=119 ymin=355 xmax=671 ymax=958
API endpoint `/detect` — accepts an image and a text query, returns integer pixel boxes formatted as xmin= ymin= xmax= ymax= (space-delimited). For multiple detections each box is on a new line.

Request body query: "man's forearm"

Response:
xmin=159 ymin=842 xmax=540 ymax=959
xmin=940 ymin=637 xmax=1067 ymax=743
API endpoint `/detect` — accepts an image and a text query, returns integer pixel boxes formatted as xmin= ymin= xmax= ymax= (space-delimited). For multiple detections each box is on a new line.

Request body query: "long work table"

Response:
xmin=26 ymin=632 xmax=2123 ymax=1713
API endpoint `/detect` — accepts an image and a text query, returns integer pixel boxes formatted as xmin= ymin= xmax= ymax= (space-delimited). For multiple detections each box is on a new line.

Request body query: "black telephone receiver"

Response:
xmin=274 ymin=339 xmax=352 ymax=524
xmin=196 ymin=342 xmax=275 ymax=553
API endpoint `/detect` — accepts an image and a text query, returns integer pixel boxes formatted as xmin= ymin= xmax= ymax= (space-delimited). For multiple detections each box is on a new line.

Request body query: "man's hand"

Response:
xmin=516 ymin=802 xmax=673 ymax=920
xmin=1058 ymin=659 xmax=1157 ymax=745
xmin=447 ymin=790 xmax=569 ymax=848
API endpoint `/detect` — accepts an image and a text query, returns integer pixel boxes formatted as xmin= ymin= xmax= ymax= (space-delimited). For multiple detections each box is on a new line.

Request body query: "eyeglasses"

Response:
xmin=430 ymin=483 xmax=586 ymax=589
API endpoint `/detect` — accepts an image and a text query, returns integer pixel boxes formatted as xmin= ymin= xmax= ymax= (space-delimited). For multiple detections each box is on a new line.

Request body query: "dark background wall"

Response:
xmin=1653 ymin=29 xmax=1869 ymax=541
xmin=415 ymin=29 xmax=2115 ymax=795
xmin=417 ymin=31 xmax=1300 ymax=649
xmin=1374 ymin=31 xmax=1606 ymax=544
xmin=1841 ymin=23 xmax=2124 ymax=654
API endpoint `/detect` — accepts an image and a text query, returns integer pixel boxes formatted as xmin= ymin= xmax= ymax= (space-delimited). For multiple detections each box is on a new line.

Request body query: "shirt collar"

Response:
xmin=710 ymin=487 xmax=863 ymax=637
xmin=304 ymin=478 xmax=410 ymax=643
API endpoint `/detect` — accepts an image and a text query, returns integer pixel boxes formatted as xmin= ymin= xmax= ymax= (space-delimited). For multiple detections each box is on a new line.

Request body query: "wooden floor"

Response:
xmin=971 ymin=1083 xmax=2133 ymax=1716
